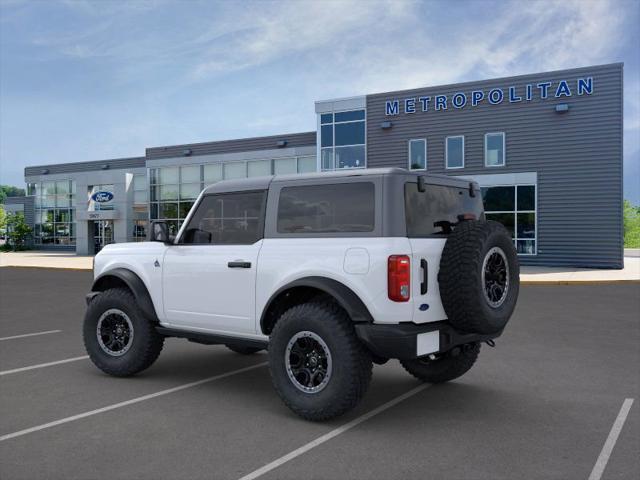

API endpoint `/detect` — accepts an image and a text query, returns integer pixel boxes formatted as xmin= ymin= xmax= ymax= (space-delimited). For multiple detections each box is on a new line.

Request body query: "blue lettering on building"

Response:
xmin=488 ymin=88 xmax=504 ymax=104
xmin=471 ymin=90 xmax=484 ymax=106
xmin=452 ymin=92 xmax=467 ymax=108
xmin=385 ymin=100 xmax=399 ymax=115
xmin=537 ymin=82 xmax=552 ymax=99
xmin=509 ymin=86 xmax=522 ymax=103
xmin=435 ymin=95 xmax=447 ymax=110
xmin=405 ymin=98 xmax=416 ymax=113
xmin=418 ymin=96 xmax=431 ymax=111
xmin=383 ymin=77 xmax=595 ymax=115
xmin=555 ymin=80 xmax=572 ymax=97
xmin=577 ymin=77 xmax=593 ymax=95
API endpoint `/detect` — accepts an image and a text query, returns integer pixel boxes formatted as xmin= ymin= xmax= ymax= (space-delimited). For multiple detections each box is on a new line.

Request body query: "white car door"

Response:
xmin=162 ymin=190 xmax=266 ymax=335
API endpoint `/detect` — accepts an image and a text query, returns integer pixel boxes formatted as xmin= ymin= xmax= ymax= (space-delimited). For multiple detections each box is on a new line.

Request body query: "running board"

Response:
xmin=156 ymin=327 xmax=269 ymax=349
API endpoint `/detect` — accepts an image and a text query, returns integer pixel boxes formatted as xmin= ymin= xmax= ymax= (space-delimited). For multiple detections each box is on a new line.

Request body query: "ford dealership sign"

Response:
xmin=91 ymin=191 xmax=114 ymax=203
xmin=385 ymin=77 xmax=593 ymax=115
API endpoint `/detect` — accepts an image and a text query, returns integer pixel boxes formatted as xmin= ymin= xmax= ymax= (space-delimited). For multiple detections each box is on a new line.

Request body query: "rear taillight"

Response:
xmin=388 ymin=255 xmax=410 ymax=302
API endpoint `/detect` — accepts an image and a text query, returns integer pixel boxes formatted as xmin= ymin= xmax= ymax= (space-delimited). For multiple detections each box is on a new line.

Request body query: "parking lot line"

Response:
xmin=237 ymin=383 xmax=430 ymax=480
xmin=588 ymin=398 xmax=635 ymax=480
xmin=0 ymin=361 xmax=268 ymax=442
xmin=0 ymin=355 xmax=90 ymax=376
xmin=0 ymin=329 xmax=62 ymax=341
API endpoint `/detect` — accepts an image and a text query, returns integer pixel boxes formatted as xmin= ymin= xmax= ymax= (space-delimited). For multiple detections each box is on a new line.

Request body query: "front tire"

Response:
xmin=268 ymin=302 xmax=372 ymax=421
xmin=400 ymin=343 xmax=480 ymax=383
xmin=83 ymin=288 xmax=164 ymax=377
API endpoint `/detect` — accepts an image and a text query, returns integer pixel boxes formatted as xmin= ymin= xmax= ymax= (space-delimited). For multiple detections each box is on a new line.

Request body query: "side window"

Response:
xmin=277 ymin=182 xmax=375 ymax=234
xmin=181 ymin=191 xmax=265 ymax=245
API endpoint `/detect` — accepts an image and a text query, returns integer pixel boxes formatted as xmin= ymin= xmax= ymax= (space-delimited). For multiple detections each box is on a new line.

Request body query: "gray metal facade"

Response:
xmin=21 ymin=63 xmax=623 ymax=268
xmin=366 ymin=63 xmax=623 ymax=268
xmin=146 ymin=132 xmax=316 ymax=159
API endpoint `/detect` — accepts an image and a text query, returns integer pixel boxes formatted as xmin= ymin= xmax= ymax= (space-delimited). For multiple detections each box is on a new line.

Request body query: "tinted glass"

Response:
xmin=409 ymin=139 xmax=426 ymax=170
xmin=446 ymin=137 xmax=464 ymax=168
xmin=517 ymin=212 xmax=535 ymax=238
xmin=405 ymin=183 xmax=484 ymax=236
xmin=335 ymin=145 xmax=365 ymax=169
xmin=204 ymin=164 xmax=223 ymax=183
xmin=517 ymin=185 xmax=535 ymax=210
xmin=277 ymin=183 xmax=375 ymax=234
xmin=182 ymin=191 xmax=265 ymax=245
xmin=334 ymin=110 xmax=365 ymax=122
xmin=482 ymin=186 xmax=515 ymax=211
xmin=486 ymin=213 xmax=515 ymax=237
xmin=485 ymin=133 xmax=504 ymax=166
xmin=334 ymin=122 xmax=365 ymax=146
xmin=181 ymin=165 xmax=201 ymax=183
xmin=321 ymin=149 xmax=334 ymax=170
xmin=320 ymin=113 xmax=333 ymax=124
xmin=321 ymin=125 xmax=333 ymax=147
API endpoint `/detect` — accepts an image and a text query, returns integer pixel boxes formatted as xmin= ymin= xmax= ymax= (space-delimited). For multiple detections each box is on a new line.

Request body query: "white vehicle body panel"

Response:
xmin=255 ymin=237 xmax=447 ymax=328
xmin=93 ymin=242 xmax=168 ymax=320
xmin=161 ymin=241 xmax=263 ymax=335
xmin=407 ymin=238 xmax=449 ymax=323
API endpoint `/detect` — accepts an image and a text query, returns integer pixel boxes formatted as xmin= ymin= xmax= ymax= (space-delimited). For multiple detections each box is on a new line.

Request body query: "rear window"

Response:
xmin=405 ymin=182 xmax=483 ymax=236
xmin=277 ymin=183 xmax=375 ymax=234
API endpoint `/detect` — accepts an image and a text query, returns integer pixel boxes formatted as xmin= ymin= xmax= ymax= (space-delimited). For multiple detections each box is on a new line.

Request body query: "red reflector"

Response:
xmin=388 ymin=255 xmax=410 ymax=302
xmin=458 ymin=213 xmax=477 ymax=221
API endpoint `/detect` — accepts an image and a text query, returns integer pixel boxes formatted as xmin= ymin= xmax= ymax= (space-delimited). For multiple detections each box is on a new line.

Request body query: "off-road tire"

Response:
xmin=225 ymin=344 xmax=263 ymax=355
xmin=400 ymin=343 xmax=481 ymax=383
xmin=83 ymin=288 xmax=164 ymax=377
xmin=438 ymin=220 xmax=519 ymax=334
xmin=268 ymin=301 xmax=373 ymax=421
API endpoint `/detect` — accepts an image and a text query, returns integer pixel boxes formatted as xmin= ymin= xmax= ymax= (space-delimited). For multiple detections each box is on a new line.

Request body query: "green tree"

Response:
xmin=0 ymin=185 xmax=26 ymax=204
xmin=623 ymin=199 xmax=640 ymax=248
xmin=5 ymin=212 xmax=32 ymax=251
xmin=0 ymin=205 xmax=6 ymax=231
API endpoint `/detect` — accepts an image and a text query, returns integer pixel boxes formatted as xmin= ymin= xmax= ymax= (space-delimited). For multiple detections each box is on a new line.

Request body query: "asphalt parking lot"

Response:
xmin=0 ymin=267 xmax=638 ymax=480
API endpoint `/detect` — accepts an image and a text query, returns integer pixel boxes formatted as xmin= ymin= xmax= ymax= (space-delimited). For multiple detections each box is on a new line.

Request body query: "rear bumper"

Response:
xmin=354 ymin=321 xmax=502 ymax=360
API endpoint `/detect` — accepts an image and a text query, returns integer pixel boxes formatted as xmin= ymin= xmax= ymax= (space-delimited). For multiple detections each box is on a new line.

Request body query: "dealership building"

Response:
xmin=13 ymin=63 xmax=623 ymax=268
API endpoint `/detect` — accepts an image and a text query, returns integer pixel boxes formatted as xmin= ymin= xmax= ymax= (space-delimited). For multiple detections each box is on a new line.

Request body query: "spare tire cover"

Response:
xmin=438 ymin=220 xmax=519 ymax=334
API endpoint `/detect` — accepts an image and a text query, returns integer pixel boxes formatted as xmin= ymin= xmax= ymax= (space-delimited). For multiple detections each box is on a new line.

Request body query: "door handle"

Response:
xmin=420 ymin=259 xmax=428 ymax=295
xmin=228 ymin=261 xmax=251 ymax=268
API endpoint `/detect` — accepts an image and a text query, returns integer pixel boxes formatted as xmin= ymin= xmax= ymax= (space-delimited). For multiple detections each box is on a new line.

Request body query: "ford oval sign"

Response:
xmin=91 ymin=191 xmax=114 ymax=203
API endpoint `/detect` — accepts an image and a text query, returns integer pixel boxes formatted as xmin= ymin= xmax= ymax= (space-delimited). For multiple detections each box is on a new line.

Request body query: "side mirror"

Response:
xmin=150 ymin=221 xmax=171 ymax=244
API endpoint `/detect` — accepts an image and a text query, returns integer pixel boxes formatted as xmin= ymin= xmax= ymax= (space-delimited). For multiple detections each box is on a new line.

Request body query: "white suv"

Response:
xmin=84 ymin=168 xmax=519 ymax=421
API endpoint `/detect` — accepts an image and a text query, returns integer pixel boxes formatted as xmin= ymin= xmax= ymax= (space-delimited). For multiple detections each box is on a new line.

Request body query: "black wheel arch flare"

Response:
xmin=259 ymin=276 xmax=374 ymax=335
xmin=91 ymin=268 xmax=159 ymax=322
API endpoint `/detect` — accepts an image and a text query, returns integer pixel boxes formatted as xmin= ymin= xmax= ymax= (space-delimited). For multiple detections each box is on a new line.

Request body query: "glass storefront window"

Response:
xmin=274 ymin=158 xmax=297 ymax=175
xmin=320 ymin=109 xmax=366 ymax=171
xmin=159 ymin=167 xmax=179 ymax=184
xmin=297 ymin=156 xmax=317 ymax=173
xmin=180 ymin=165 xmax=201 ymax=183
xmin=204 ymin=164 xmax=223 ymax=184
xmin=224 ymin=162 xmax=247 ymax=179
xmin=482 ymin=184 xmax=536 ymax=255
xmin=32 ymin=179 xmax=76 ymax=247
xmin=248 ymin=159 xmax=271 ymax=177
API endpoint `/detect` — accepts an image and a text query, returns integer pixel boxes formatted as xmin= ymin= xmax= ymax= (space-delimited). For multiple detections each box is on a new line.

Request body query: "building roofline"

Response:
xmin=320 ymin=62 xmax=623 ymax=101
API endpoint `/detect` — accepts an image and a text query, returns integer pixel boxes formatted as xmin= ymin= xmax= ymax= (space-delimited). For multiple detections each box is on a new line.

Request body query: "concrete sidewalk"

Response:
xmin=2 ymin=250 xmax=639 ymax=284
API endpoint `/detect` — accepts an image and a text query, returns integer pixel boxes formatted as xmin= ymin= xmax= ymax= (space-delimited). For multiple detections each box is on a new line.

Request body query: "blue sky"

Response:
xmin=1 ymin=0 xmax=639 ymax=202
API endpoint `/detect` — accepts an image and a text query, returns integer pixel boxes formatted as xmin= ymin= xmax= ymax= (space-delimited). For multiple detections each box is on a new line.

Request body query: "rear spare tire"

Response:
xmin=438 ymin=220 xmax=519 ymax=334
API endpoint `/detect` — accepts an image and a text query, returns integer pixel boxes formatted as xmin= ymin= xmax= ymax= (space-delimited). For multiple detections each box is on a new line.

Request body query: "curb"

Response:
xmin=0 ymin=265 xmax=92 ymax=272
xmin=521 ymin=279 xmax=640 ymax=285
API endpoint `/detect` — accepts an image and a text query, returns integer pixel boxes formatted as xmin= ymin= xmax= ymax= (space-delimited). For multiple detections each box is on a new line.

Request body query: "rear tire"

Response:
xmin=83 ymin=288 xmax=164 ymax=377
xmin=268 ymin=301 xmax=372 ymax=421
xmin=225 ymin=344 xmax=263 ymax=355
xmin=400 ymin=343 xmax=480 ymax=383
